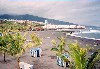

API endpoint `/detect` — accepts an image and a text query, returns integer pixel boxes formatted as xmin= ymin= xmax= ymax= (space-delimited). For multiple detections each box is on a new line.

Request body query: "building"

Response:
xmin=42 ymin=24 xmax=85 ymax=30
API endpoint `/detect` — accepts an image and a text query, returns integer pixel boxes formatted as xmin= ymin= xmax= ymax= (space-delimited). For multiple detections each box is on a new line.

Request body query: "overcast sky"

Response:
xmin=0 ymin=0 xmax=100 ymax=27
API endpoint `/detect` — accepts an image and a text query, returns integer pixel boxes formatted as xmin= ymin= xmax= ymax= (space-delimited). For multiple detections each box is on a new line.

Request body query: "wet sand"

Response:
xmin=66 ymin=35 xmax=100 ymax=51
xmin=66 ymin=35 xmax=100 ymax=57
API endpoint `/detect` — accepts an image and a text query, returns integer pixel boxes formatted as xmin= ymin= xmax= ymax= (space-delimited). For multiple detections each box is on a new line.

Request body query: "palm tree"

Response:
xmin=86 ymin=49 xmax=100 ymax=69
xmin=0 ymin=21 xmax=42 ymax=68
xmin=68 ymin=41 xmax=100 ymax=69
xmin=7 ymin=33 xmax=26 ymax=69
xmin=0 ymin=33 xmax=12 ymax=62
xmin=0 ymin=21 xmax=23 ymax=62
xmin=51 ymin=37 xmax=69 ymax=64
xmin=68 ymin=41 xmax=87 ymax=69
xmin=0 ymin=22 xmax=16 ymax=62
xmin=30 ymin=33 xmax=42 ymax=47
xmin=8 ymin=32 xmax=42 ymax=69
xmin=51 ymin=37 xmax=66 ymax=56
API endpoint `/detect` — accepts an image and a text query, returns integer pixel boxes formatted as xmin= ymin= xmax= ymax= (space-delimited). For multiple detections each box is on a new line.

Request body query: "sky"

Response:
xmin=0 ymin=0 xmax=100 ymax=27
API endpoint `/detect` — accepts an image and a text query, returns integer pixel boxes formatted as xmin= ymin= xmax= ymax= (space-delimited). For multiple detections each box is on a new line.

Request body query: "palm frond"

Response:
xmin=51 ymin=48 xmax=59 ymax=51
xmin=68 ymin=42 xmax=87 ymax=69
xmin=86 ymin=49 xmax=100 ymax=69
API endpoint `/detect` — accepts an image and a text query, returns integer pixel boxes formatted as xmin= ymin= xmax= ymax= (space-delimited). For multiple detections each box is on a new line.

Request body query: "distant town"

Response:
xmin=0 ymin=19 xmax=86 ymax=32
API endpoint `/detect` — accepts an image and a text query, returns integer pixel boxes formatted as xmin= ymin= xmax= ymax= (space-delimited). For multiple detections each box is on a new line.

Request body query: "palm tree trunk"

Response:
xmin=17 ymin=57 xmax=20 ymax=69
xmin=3 ymin=53 xmax=6 ymax=62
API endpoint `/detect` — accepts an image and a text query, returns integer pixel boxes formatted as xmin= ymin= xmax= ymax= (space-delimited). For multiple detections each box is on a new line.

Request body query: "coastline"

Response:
xmin=66 ymin=34 xmax=100 ymax=53
xmin=0 ymin=30 xmax=99 ymax=69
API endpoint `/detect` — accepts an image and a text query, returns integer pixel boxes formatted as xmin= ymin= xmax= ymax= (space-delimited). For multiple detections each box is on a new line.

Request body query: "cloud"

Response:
xmin=0 ymin=0 xmax=100 ymax=27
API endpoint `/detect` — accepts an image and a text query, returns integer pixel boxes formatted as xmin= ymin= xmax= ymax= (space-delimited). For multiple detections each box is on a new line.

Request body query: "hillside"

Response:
xmin=0 ymin=14 xmax=75 ymax=25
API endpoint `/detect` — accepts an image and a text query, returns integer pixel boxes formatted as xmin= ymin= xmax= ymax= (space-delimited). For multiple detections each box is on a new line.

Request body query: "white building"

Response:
xmin=42 ymin=24 xmax=85 ymax=29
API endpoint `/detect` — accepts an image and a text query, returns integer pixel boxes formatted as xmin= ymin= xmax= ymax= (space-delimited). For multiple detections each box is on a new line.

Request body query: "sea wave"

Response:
xmin=81 ymin=30 xmax=100 ymax=33
xmin=70 ymin=34 xmax=100 ymax=40
xmin=69 ymin=30 xmax=100 ymax=40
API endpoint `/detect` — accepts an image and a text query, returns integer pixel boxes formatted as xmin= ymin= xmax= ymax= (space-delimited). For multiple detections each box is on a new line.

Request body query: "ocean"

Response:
xmin=72 ymin=26 xmax=100 ymax=40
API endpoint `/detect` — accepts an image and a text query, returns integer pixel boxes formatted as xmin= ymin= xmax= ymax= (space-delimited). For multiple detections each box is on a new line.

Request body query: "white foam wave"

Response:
xmin=70 ymin=34 xmax=100 ymax=40
xmin=90 ymin=30 xmax=100 ymax=33
xmin=81 ymin=30 xmax=100 ymax=33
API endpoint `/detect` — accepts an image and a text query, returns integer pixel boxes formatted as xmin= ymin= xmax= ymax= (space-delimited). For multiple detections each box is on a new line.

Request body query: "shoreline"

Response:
xmin=70 ymin=33 xmax=100 ymax=41
xmin=66 ymin=34 xmax=100 ymax=52
xmin=0 ymin=30 xmax=99 ymax=69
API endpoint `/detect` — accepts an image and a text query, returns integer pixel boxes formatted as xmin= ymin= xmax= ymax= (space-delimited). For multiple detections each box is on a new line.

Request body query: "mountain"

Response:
xmin=0 ymin=14 xmax=75 ymax=25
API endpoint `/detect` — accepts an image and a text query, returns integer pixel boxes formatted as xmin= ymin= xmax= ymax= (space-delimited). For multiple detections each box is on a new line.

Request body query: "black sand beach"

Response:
xmin=67 ymin=35 xmax=100 ymax=51
xmin=0 ymin=30 xmax=99 ymax=69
